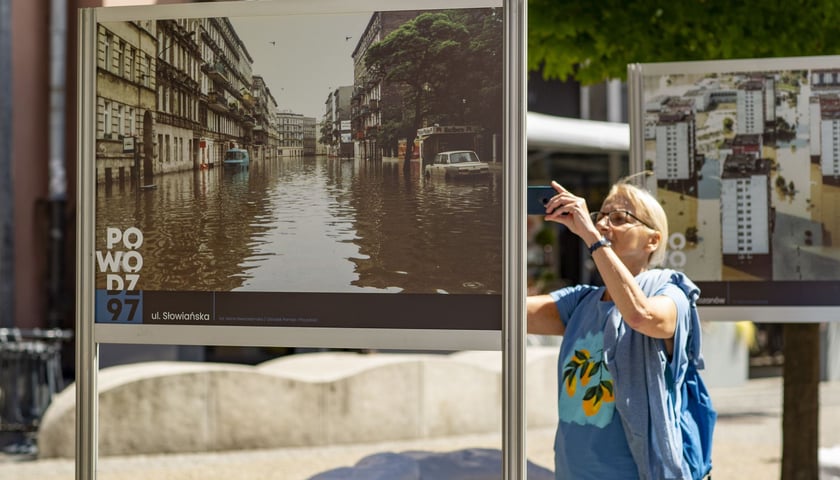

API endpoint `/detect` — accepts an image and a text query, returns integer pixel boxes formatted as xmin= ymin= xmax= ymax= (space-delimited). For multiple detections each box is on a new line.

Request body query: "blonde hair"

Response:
xmin=606 ymin=178 xmax=668 ymax=266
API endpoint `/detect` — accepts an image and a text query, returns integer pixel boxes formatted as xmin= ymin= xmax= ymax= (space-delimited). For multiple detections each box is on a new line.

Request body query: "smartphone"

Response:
xmin=527 ymin=186 xmax=557 ymax=215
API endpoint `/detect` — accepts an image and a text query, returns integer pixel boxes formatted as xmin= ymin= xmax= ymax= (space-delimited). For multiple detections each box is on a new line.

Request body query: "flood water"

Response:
xmin=95 ymin=156 xmax=503 ymax=295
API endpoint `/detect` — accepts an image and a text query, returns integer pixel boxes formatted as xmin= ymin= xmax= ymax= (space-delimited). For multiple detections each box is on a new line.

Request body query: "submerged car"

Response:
xmin=424 ymin=150 xmax=490 ymax=179
xmin=223 ymin=148 xmax=250 ymax=167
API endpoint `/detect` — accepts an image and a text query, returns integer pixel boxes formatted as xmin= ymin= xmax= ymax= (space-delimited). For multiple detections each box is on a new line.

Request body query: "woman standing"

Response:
xmin=527 ymin=179 xmax=709 ymax=479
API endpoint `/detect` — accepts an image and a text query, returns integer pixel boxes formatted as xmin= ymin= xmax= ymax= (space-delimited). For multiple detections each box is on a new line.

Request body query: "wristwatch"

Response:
xmin=588 ymin=237 xmax=612 ymax=254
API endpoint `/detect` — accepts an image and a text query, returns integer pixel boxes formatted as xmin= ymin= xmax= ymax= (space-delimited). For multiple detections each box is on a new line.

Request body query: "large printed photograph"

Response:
xmin=93 ymin=6 xmax=504 ymax=328
xmin=640 ymin=61 xmax=840 ymax=305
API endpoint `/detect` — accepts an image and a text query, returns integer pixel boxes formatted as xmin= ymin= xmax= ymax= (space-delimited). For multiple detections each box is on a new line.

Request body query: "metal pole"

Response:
xmin=503 ymin=0 xmax=526 ymax=478
xmin=0 ymin=0 xmax=13 ymax=328
xmin=76 ymin=8 xmax=98 ymax=480
xmin=47 ymin=0 xmax=68 ymax=329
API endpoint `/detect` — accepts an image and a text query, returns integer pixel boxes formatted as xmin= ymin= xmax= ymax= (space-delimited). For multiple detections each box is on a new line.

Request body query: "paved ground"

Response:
xmin=2 ymin=377 xmax=839 ymax=479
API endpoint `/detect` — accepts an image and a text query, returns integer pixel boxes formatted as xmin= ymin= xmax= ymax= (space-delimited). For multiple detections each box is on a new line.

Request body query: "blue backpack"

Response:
xmin=679 ymin=361 xmax=717 ymax=480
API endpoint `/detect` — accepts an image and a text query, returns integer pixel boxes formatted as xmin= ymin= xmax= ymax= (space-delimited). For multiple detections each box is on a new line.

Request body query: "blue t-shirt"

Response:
xmin=550 ymin=278 xmax=690 ymax=479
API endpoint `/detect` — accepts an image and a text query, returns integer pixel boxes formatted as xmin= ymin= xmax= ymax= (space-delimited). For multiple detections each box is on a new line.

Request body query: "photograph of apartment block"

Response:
xmin=644 ymin=66 xmax=840 ymax=282
xmin=653 ymin=97 xmax=699 ymax=195
xmin=720 ymin=153 xmax=773 ymax=279
xmin=810 ymin=69 xmax=840 ymax=249
xmin=350 ymin=11 xmax=420 ymax=161
xmin=95 ymin=17 xmax=307 ymax=186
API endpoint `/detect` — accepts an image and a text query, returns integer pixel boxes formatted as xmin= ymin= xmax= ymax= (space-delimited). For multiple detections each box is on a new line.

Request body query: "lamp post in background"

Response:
xmin=140 ymin=29 xmax=196 ymax=188
xmin=158 ymin=30 xmax=194 ymax=62
xmin=124 ymin=134 xmax=139 ymax=186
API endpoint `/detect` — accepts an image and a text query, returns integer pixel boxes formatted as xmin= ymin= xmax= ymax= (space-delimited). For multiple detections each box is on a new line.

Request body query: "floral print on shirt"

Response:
xmin=559 ymin=331 xmax=616 ymax=428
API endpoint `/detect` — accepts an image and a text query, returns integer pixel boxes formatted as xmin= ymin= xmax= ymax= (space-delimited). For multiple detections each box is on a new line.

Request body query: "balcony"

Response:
xmin=156 ymin=111 xmax=200 ymax=130
xmin=354 ymin=107 xmax=369 ymax=119
xmin=201 ymin=62 xmax=227 ymax=82
xmin=206 ymin=91 xmax=228 ymax=113
xmin=240 ymin=92 xmax=256 ymax=109
xmin=228 ymin=102 xmax=243 ymax=120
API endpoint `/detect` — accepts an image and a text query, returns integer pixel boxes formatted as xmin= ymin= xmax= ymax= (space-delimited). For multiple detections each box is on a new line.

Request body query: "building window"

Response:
xmin=126 ymin=46 xmax=135 ymax=81
xmin=104 ymin=33 xmax=113 ymax=71
xmin=158 ymin=134 xmax=164 ymax=163
xmin=116 ymin=104 xmax=124 ymax=137
xmin=117 ymin=41 xmax=126 ymax=77
xmin=128 ymin=107 xmax=135 ymax=137
xmin=103 ymin=100 xmax=112 ymax=137
xmin=146 ymin=56 xmax=152 ymax=87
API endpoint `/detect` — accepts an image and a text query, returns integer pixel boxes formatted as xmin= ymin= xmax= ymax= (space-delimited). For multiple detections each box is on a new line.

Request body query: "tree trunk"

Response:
xmin=403 ymin=136 xmax=414 ymax=170
xmin=781 ymin=323 xmax=820 ymax=480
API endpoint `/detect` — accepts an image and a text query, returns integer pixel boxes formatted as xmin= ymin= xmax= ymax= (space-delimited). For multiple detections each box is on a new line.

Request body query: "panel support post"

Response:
xmin=76 ymin=7 xmax=98 ymax=480
xmin=503 ymin=0 xmax=527 ymax=478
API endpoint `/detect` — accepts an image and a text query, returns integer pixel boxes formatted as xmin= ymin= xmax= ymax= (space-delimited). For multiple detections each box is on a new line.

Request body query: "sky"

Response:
xmin=229 ymin=14 xmax=372 ymax=119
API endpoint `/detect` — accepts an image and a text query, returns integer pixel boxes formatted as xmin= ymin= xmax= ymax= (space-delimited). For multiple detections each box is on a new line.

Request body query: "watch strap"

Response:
xmin=588 ymin=237 xmax=612 ymax=254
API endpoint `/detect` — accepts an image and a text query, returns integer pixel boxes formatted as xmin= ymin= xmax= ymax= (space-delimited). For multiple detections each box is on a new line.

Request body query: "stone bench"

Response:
xmin=38 ymin=348 xmax=558 ymax=458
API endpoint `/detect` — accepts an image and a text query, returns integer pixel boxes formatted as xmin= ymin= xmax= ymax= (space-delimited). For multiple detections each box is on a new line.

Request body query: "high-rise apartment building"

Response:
xmin=721 ymin=154 xmax=772 ymax=278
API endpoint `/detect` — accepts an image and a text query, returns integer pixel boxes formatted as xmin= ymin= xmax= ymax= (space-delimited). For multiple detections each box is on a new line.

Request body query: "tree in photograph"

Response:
xmin=438 ymin=9 xmax=504 ymax=137
xmin=318 ymin=117 xmax=333 ymax=147
xmin=685 ymin=226 xmax=699 ymax=244
xmin=365 ymin=13 xmax=469 ymax=165
xmin=365 ymin=9 xmax=502 ymax=166
xmin=373 ymin=102 xmax=407 ymax=158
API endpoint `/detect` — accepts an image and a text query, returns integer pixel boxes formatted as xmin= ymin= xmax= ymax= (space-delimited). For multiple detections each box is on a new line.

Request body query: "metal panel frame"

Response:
xmin=503 ymin=1 xmax=526 ymax=478
xmin=77 ymin=0 xmax=526 ymax=478
xmin=76 ymin=8 xmax=98 ymax=479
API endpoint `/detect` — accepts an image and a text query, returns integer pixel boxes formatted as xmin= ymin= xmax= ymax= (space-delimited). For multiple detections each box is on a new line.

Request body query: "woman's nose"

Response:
xmin=595 ymin=217 xmax=610 ymax=232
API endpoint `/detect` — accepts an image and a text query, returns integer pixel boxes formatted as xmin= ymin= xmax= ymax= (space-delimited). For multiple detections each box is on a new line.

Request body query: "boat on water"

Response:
xmin=223 ymin=148 xmax=250 ymax=167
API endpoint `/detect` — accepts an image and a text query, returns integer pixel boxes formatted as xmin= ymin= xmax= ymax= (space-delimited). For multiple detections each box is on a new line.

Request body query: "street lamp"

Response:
xmin=158 ymin=30 xmax=195 ymax=60
xmin=139 ymin=30 xmax=196 ymax=189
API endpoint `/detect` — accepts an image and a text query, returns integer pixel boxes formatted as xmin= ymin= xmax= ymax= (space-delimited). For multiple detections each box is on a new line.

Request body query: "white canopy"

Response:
xmin=527 ymin=111 xmax=630 ymax=154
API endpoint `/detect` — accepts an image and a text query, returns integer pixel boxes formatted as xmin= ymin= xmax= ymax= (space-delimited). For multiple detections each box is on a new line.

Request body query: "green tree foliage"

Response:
xmin=366 ymin=12 xmax=469 ymax=162
xmin=442 ymin=9 xmax=504 ymax=131
xmin=529 ymin=0 xmax=840 ymax=84
xmin=365 ymin=9 xmax=503 ymax=163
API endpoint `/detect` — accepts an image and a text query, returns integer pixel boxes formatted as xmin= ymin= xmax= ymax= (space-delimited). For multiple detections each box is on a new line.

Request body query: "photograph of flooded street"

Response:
xmin=92 ymin=5 xmax=504 ymax=327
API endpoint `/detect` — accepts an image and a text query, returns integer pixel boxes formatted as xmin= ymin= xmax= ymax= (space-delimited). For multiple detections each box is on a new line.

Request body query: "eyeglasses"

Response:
xmin=590 ymin=210 xmax=655 ymax=230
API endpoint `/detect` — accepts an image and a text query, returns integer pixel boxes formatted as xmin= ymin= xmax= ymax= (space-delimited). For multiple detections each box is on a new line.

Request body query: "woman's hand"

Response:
xmin=544 ymin=181 xmax=600 ymax=243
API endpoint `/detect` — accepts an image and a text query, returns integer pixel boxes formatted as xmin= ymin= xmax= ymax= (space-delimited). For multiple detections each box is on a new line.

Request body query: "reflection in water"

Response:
xmin=349 ymin=159 xmax=502 ymax=293
xmin=96 ymin=156 xmax=502 ymax=294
